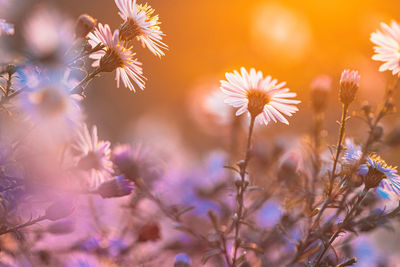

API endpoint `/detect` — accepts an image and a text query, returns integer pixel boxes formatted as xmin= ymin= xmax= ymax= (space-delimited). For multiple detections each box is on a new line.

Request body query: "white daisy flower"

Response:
xmin=370 ymin=21 xmax=400 ymax=75
xmin=88 ymin=23 xmax=145 ymax=92
xmin=220 ymin=67 xmax=300 ymax=125
xmin=72 ymin=124 xmax=113 ymax=189
xmin=115 ymin=0 xmax=167 ymax=57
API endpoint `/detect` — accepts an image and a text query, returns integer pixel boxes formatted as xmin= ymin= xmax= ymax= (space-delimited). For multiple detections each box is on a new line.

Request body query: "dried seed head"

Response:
xmin=75 ymin=14 xmax=97 ymax=38
xmin=339 ymin=70 xmax=360 ymax=105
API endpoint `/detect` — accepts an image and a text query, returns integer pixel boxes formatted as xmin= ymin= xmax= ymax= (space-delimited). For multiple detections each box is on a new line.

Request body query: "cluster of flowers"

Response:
xmin=1 ymin=0 xmax=400 ymax=265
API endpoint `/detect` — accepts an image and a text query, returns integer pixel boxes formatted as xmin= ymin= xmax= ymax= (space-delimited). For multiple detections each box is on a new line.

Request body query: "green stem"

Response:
xmin=231 ymin=115 xmax=255 ymax=266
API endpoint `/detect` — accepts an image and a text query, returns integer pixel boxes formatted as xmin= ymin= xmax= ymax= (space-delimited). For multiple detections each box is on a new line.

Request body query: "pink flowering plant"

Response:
xmin=1 ymin=1 xmax=400 ymax=266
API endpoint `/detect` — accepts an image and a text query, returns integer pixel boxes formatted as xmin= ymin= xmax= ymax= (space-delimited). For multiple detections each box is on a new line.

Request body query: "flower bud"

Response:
xmin=45 ymin=199 xmax=75 ymax=221
xmin=97 ymin=175 xmax=133 ymax=198
xmin=371 ymin=125 xmax=383 ymax=142
xmin=361 ymin=101 xmax=371 ymax=115
xmin=75 ymin=14 xmax=97 ymax=38
xmin=174 ymin=253 xmax=192 ymax=267
xmin=339 ymin=70 xmax=360 ymax=105
xmin=310 ymin=75 xmax=331 ymax=113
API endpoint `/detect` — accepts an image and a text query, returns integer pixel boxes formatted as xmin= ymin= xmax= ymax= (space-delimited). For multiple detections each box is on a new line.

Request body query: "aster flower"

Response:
xmin=359 ymin=154 xmax=400 ymax=198
xmin=18 ymin=79 xmax=83 ymax=130
xmin=0 ymin=19 xmax=14 ymax=36
xmin=88 ymin=23 xmax=145 ymax=91
xmin=115 ymin=0 xmax=167 ymax=57
xmin=371 ymin=21 xmax=400 ymax=75
xmin=112 ymin=144 xmax=160 ymax=186
xmin=72 ymin=124 xmax=113 ymax=189
xmin=220 ymin=67 xmax=300 ymax=125
xmin=23 ymin=6 xmax=74 ymax=66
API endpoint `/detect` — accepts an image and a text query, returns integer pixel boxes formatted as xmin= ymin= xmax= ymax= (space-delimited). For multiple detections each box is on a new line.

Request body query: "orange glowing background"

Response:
xmin=8 ymin=0 xmax=400 ymax=152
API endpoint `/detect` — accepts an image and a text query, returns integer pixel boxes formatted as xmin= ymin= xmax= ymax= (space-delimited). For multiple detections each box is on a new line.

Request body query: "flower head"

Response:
xmin=371 ymin=21 xmax=400 ymax=76
xmin=0 ymin=19 xmax=14 ymax=36
xmin=115 ymin=0 xmax=167 ymax=57
xmin=359 ymin=155 xmax=400 ymax=198
xmin=19 ymin=79 xmax=83 ymax=131
xmin=88 ymin=23 xmax=145 ymax=91
xmin=339 ymin=70 xmax=360 ymax=105
xmin=23 ymin=6 xmax=74 ymax=66
xmin=220 ymin=67 xmax=300 ymax=125
xmin=72 ymin=124 xmax=113 ymax=188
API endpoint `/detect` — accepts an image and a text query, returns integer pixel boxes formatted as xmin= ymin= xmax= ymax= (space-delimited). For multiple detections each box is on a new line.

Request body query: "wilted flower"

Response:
xmin=72 ymin=124 xmax=113 ymax=188
xmin=0 ymin=19 xmax=14 ymax=36
xmin=370 ymin=21 xmax=400 ymax=75
xmin=115 ymin=0 xmax=167 ymax=57
xmin=96 ymin=175 xmax=133 ymax=198
xmin=88 ymin=23 xmax=145 ymax=91
xmin=310 ymin=74 xmax=331 ymax=113
xmin=359 ymin=155 xmax=400 ymax=197
xmin=339 ymin=69 xmax=360 ymax=105
xmin=75 ymin=14 xmax=97 ymax=38
xmin=220 ymin=67 xmax=300 ymax=125
xmin=174 ymin=253 xmax=192 ymax=267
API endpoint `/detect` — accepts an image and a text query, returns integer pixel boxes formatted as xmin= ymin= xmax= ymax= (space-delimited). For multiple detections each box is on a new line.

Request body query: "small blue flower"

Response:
xmin=343 ymin=138 xmax=362 ymax=165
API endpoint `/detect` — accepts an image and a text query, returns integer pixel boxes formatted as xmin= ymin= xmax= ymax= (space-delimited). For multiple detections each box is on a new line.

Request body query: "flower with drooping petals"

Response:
xmin=115 ymin=0 xmax=167 ymax=57
xmin=359 ymin=154 xmax=400 ymax=198
xmin=72 ymin=124 xmax=113 ymax=188
xmin=88 ymin=23 xmax=145 ymax=91
xmin=371 ymin=21 xmax=400 ymax=76
xmin=220 ymin=67 xmax=300 ymax=125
